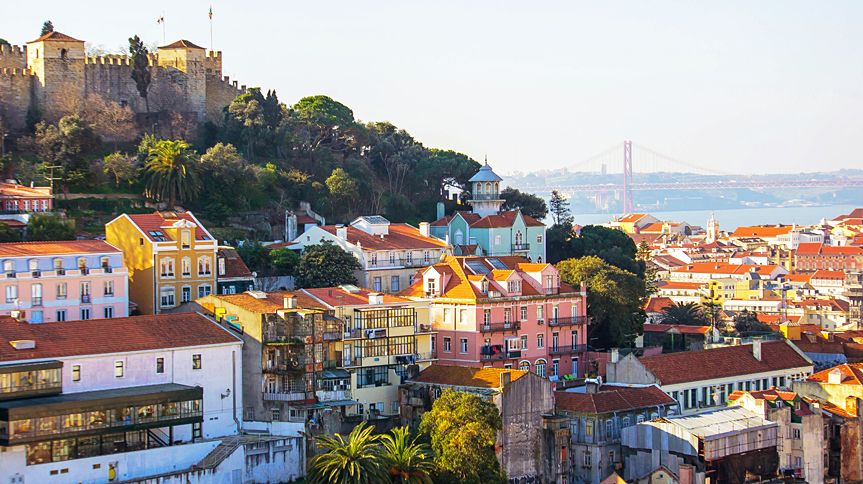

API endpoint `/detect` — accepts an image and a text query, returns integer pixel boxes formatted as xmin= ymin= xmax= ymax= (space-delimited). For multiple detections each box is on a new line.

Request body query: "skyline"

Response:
xmin=5 ymin=1 xmax=862 ymax=175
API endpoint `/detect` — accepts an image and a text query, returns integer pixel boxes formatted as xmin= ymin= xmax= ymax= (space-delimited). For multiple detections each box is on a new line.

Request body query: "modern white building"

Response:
xmin=0 ymin=312 xmax=305 ymax=483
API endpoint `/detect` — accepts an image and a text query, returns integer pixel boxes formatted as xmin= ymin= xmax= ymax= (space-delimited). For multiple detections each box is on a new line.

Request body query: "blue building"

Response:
xmin=429 ymin=162 xmax=547 ymax=262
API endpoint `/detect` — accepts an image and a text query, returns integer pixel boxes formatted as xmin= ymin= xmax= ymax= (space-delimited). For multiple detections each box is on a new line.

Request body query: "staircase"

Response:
xmin=196 ymin=436 xmax=242 ymax=470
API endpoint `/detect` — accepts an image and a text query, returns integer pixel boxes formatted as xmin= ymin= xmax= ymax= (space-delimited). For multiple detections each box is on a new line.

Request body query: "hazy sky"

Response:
xmin=6 ymin=1 xmax=862 ymax=175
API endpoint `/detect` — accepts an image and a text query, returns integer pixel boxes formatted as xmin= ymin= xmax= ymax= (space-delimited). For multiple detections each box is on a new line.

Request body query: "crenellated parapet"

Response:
xmin=0 ymin=67 xmax=35 ymax=77
xmin=0 ymin=44 xmax=27 ymax=70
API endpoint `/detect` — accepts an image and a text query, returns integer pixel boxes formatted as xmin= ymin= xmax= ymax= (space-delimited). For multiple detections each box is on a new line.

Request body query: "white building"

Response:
xmin=0 ymin=312 xmax=305 ymax=483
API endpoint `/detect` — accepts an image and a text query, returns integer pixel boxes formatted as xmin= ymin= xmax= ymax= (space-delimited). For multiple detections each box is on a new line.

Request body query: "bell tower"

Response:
xmin=467 ymin=160 xmax=504 ymax=217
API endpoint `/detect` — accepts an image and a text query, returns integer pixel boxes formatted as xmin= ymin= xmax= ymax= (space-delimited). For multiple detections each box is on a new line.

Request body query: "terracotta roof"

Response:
xmin=656 ymin=280 xmax=705 ymax=290
xmin=730 ymin=225 xmax=793 ymax=238
xmin=123 ymin=211 xmax=211 ymax=242
xmin=0 ymin=220 xmax=26 ymax=228
xmin=469 ymin=210 xmax=544 ymax=228
xmin=642 ymin=324 xmax=711 ymax=335
xmin=301 ymin=286 xmax=411 ymax=308
xmin=797 ymin=243 xmax=863 ymax=256
xmin=430 ymin=211 xmax=482 ymax=227
xmin=207 ymin=291 xmax=321 ymax=314
xmin=0 ymin=313 xmax=239 ymax=363
xmin=637 ymin=340 xmax=812 ymax=385
xmin=784 ymin=273 xmax=813 ymax=283
xmin=727 ymin=388 xmax=799 ymax=404
xmin=295 ymin=214 xmax=317 ymax=225
xmin=671 ymin=262 xmax=783 ymax=276
xmin=320 ymin=223 xmax=447 ymax=251
xmin=555 ymin=385 xmax=675 ymax=414
xmin=811 ymin=270 xmax=845 ymax=281
xmin=644 ymin=297 xmax=675 ymax=313
xmin=788 ymin=298 xmax=849 ymax=312
xmin=792 ymin=340 xmax=846 ymax=354
xmin=833 ymin=208 xmax=863 ymax=221
xmin=0 ymin=240 xmax=120 ymax=257
xmin=618 ymin=213 xmax=649 ymax=223
xmin=29 ymin=31 xmax=83 ymax=43
xmin=159 ymin=39 xmax=205 ymax=49
xmin=410 ymin=364 xmax=528 ymax=389
xmin=0 ymin=182 xmax=52 ymax=198
xmin=217 ymin=247 xmax=253 ymax=279
xmin=807 ymin=363 xmax=863 ymax=385
xmin=639 ymin=222 xmax=666 ymax=233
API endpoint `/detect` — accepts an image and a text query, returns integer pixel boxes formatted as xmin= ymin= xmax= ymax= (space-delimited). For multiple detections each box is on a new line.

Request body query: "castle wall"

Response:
xmin=28 ymin=39 xmax=86 ymax=122
xmin=84 ymin=58 xmax=146 ymax=113
xmin=0 ymin=68 xmax=33 ymax=130
xmin=0 ymin=45 xmax=27 ymax=70
xmin=205 ymin=74 xmax=243 ymax=124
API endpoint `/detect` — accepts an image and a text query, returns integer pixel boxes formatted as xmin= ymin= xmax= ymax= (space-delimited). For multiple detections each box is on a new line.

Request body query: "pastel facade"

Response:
xmin=105 ymin=211 xmax=217 ymax=314
xmin=402 ymin=255 xmax=589 ymax=379
xmin=0 ymin=240 xmax=128 ymax=323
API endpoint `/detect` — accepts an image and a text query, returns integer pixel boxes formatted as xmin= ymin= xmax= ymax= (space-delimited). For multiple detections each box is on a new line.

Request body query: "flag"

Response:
xmin=209 ymin=6 xmax=213 ymax=19
xmin=157 ymin=16 xmax=164 ymax=24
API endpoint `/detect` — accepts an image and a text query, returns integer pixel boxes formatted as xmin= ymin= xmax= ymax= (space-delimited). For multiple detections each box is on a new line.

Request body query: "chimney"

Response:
xmin=368 ymin=292 xmax=383 ymax=305
xmin=436 ymin=202 xmax=445 ymax=220
xmin=336 ymin=225 xmax=347 ymax=240
xmin=585 ymin=378 xmax=600 ymax=394
xmin=752 ymin=339 xmax=762 ymax=361
xmin=610 ymin=348 xmax=620 ymax=364
xmin=419 ymin=222 xmax=430 ymax=238
xmin=500 ymin=371 xmax=512 ymax=389
xmin=284 ymin=295 xmax=296 ymax=309
xmin=828 ymin=368 xmax=843 ymax=385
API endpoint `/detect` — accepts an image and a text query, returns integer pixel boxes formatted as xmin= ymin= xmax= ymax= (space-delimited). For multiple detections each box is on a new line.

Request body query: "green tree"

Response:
xmin=143 ymin=139 xmax=199 ymax=207
xmin=294 ymin=95 xmax=355 ymax=130
xmin=27 ymin=214 xmax=75 ymax=241
xmin=660 ymin=302 xmax=709 ymax=326
xmin=380 ymin=426 xmax=435 ymax=484
xmin=557 ymin=256 xmax=646 ymax=348
xmin=236 ymin=242 xmax=272 ymax=275
xmin=0 ymin=38 xmax=10 ymax=47
xmin=296 ymin=241 xmax=361 ymax=288
xmin=128 ymin=35 xmax=151 ymax=112
xmin=194 ymin=142 xmax=262 ymax=219
xmin=0 ymin=223 xmax=21 ymax=242
xmin=733 ymin=310 xmax=773 ymax=335
xmin=41 ymin=21 xmax=54 ymax=36
xmin=419 ymin=389 xmax=505 ymax=484
xmin=500 ymin=187 xmax=548 ymax=220
xmin=309 ymin=422 xmax=386 ymax=484
xmin=326 ymin=167 xmax=359 ymax=209
xmin=269 ymin=247 xmax=299 ymax=275
xmin=557 ymin=225 xmax=645 ymax=276
xmin=549 ymin=190 xmax=573 ymax=226
xmin=225 ymin=88 xmax=274 ymax=159
xmin=102 ymin=152 xmax=138 ymax=186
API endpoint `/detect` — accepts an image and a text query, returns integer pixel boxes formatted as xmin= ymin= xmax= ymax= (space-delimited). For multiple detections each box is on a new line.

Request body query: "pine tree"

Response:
xmin=549 ymin=190 xmax=573 ymax=226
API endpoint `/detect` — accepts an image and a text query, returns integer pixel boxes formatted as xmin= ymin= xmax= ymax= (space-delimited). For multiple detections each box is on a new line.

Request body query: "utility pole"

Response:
xmin=43 ymin=165 xmax=62 ymax=193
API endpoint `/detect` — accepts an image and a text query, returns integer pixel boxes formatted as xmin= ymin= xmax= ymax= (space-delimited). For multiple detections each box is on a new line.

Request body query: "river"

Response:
xmin=572 ymin=204 xmax=860 ymax=231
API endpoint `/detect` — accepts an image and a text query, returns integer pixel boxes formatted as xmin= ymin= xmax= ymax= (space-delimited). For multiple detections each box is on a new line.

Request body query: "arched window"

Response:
xmin=60 ymin=48 xmax=68 ymax=60
xmin=160 ymin=258 xmax=175 ymax=278
xmin=454 ymin=229 xmax=464 ymax=245
xmin=515 ymin=231 xmax=522 ymax=245
xmin=535 ymin=359 xmax=547 ymax=378
xmin=198 ymin=256 xmax=212 ymax=276
xmin=181 ymin=257 xmax=192 ymax=277
xmin=518 ymin=361 xmax=530 ymax=371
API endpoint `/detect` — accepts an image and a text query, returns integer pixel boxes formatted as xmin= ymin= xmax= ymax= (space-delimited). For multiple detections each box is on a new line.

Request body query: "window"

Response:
xmin=520 ymin=306 xmax=528 ymax=321
xmin=192 ymin=354 xmax=202 ymax=370
xmin=535 ymin=359 xmax=547 ymax=378
xmin=423 ymin=251 xmax=430 ymax=263
xmin=80 ymin=282 xmax=91 ymax=301
xmin=537 ymin=306 xmax=544 ymax=322
xmin=28 ymin=259 xmax=38 ymax=272
xmin=197 ymin=284 xmax=212 ymax=298
xmin=373 ymin=277 xmax=382 ymax=292
xmin=443 ymin=337 xmax=452 ymax=352
xmin=160 ymin=258 xmax=175 ymax=278
xmin=494 ymin=235 xmax=501 ymax=246
xmin=483 ymin=309 xmax=491 ymax=325
xmin=71 ymin=365 xmax=80 ymax=382
xmin=198 ymin=257 xmax=212 ymax=276
xmin=182 ymin=286 xmax=192 ymax=303
xmin=459 ymin=338 xmax=468 ymax=353
xmin=519 ymin=360 xmax=530 ymax=371
xmin=520 ymin=335 xmax=528 ymax=350
xmin=181 ymin=230 xmax=191 ymax=249
xmin=156 ymin=357 xmax=164 ymax=374
xmin=56 ymin=310 xmax=66 ymax=322
xmin=425 ymin=278 xmax=436 ymax=296
xmin=537 ymin=234 xmax=543 ymax=243
xmin=390 ymin=276 xmax=400 ymax=292
xmin=114 ymin=361 xmax=124 ymax=378
xmin=103 ymin=306 xmax=114 ymax=318
xmin=585 ymin=420 xmax=594 ymax=436
xmin=537 ymin=334 xmax=544 ymax=349
xmin=100 ymin=256 xmax=110 ymax=270
xmin=80 ymin=308 xmax=91 ymax=320
xmin=389 ymin=252 xmax=397 ymax=265
xmin=31 ymin=284 xmax=42 ymax=306
xmin=503 ymin=308 xmax=511 ymax=323
xmin=792 ymin=428 xmax=801 ymax=439
xmin=5 ymin=285 xmax=17 ymax=303
xmin=53 ymin=258 xmax=64 ymax=273
xmin=271 ymin=408 xmax=280 ymax=422
xmin=160 ymin=288 xmax=176 ymax=308
xmin=582 ymin=451 xmax=592 ymax=468
xmin=181 ymin=257 xmax=191 ymax=277
xmin=57 ymin=282 xmax=67 ymax=299
xmin=104 ymin=280 xmax=114 ymax=296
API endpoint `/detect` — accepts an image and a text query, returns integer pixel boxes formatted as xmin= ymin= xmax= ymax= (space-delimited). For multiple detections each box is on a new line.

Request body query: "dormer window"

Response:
xmin=425 ymin=279 xmax=437 ymax=297
xmin=181 ymin=230 xmax=191 ymax=249
xmin=508 ymin=280 xmax=521 ymax=293
xmin=481 ymin=279 xmax=489 ymax=294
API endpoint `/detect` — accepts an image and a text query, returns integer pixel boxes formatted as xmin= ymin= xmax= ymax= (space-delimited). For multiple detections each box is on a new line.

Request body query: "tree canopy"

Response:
xmin=27 ymin=214 xmax=75 ymax=241
xmin=41 ymin=21 xmax=54 ymax=36
xmin=296 ymin=241 xmax=362 ymax=288
xmin=500 ymin=187 xmax=548 ymax=220
xmin=660 ymin=302 xmax=710 ymax=326
xmin=732 ymin=310 xmax=773 ymax=335
xmin=128 ymin=36 xmax=151 ymax=112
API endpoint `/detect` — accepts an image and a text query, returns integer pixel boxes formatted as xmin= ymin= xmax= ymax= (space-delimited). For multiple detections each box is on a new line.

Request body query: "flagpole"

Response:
xmin=209 ymin=6 xmax=214 ymax=51
xmin=162 ymin=11 xmax=166 ymax=44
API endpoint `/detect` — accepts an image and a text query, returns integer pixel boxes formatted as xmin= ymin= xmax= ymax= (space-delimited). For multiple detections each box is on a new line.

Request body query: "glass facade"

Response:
xmin=0 ymin=362 xmax=62 ymax=400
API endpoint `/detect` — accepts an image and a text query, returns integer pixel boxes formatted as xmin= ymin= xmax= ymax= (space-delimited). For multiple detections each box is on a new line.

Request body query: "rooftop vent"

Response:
xmin=9 ymin=339 xmax=35 ymax=350
xmin=246 ymin=290 xmax=267 ymax=299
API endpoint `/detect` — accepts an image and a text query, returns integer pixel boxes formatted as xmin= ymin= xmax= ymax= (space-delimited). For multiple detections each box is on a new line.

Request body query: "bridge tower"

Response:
xmin=622 ymin=140 xmax=633 ymax=214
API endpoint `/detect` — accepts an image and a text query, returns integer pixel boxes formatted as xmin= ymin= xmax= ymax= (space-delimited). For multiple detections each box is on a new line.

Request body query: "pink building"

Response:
xmin=0 ymin=240 xmax=129 ymax=323
xmin=402 ymin=256 xmax=589 ymax=379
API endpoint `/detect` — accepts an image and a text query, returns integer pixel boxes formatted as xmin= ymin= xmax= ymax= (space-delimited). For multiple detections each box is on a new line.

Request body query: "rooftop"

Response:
xmin=468 ymin=162 xmax=503 ymax=183
xmin=29 ymin=31 xmax=84 ymax=43
xmin=0 ymin=313 xmax=240 ymax=363
xmin=664 ymin=406 xmax=775 ymax=439
xmin=430 ymin=210 xmax=544 ymax=229
xmin=122 ymin=211 xmax=212 ymax=242
xmin=319 ymin=223 xmax=448 ymax=251
xmin=158 ymin=39 xmax=205 ymax=50
xmin=0 ymin=240 xmax=120 ymax=258
xmin=204 ymin=291 xmax=322 ymax=314
xmin=555 ymin=385 xmax=676 ymax=414
xmin=409 ymin=364 xmax=527 ymax=389
xmin=730 ymin=225 xmax=794 ymax=238
xmin=217 ymin=247 xmax=253 ymax=279
xmin=807 ymin=363 xmax=863 ymax=385
xmin=0 ymin=182 xmax=52 ymax=198
xmin=302 ymin=286 xmax=412 ymax=308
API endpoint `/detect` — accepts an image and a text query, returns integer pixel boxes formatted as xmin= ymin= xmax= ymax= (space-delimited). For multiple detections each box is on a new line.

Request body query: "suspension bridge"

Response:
xmin=538 ymin=140 xmax=863 ymax=214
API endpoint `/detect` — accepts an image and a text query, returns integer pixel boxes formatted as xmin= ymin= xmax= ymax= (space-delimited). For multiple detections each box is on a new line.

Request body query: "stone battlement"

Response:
xmin=216 ymin=75 xmax=246 ymax=91
xmin=0 ymin=67 xmax=35 ymax=77
xmin=0 ymin=44 xmax=26 ymax=57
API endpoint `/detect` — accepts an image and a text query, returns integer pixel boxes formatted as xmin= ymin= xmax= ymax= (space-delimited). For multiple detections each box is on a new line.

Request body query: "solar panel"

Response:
xmin=487 ymin=258 xmax=508 ymax=270
xmin=465 ymin=260 xmax=490 ymax=275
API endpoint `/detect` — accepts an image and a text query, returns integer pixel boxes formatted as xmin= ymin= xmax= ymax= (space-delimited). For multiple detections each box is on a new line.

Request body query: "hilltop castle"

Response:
xmin=0 ymin=31 xmax=247 ymax=132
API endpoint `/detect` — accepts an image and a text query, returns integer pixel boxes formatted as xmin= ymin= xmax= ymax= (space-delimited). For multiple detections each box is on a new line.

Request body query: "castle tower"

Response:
xmin=468 ymin=160 xmax=504 ymax=217
xmin=156 ymin=40 xmax=207 ymax=121
xmin=706 ymin=212 xmax=719 ymax=243
xmin=26 ymin=31 xmax=86 ymax=121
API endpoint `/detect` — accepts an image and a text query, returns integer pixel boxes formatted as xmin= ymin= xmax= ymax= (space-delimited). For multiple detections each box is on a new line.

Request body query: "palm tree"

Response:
xmin=144 ymin=139 xmax=200 ymax=208
xmin=309 ymin=422 xmax=386 ymax=484
xmin=660 ymin=301 xmax=709 ymax=326
xmin=380 ymin=426 xmax=435 ymax=483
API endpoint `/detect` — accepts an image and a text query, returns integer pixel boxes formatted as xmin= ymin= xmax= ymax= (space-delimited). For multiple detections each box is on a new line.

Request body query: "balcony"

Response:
xmin=416 ymin=323 xmax=433 ymax=333
xmin=548 ymin=344 xmax=588 ymax=356
xmin=342 ymin=356 xmax=363 ymax=368
xmin=262 ymin=355 xmax=305 ymax=374
xmin=548 ymin=316 xmax=589 ymax=327
xmin=31 ymin=297 xmax=42 ymax=307
xmin=471 ymin=193 xmax=503 ymax=201
xmin=262 ymin=392 xmax=308 ymax=402
xmin=479 ymin=321 xmax=521 ymax=333
xmin=316 ymin=389 xmax=352 ymax=402
xmin=544 ymin=287 xmax=560 ymax=295
xmin=480 ymin=350 xmax=522 ymax=361
xmin=416 ymin=351 xmax=438 ymax=361
xmin=81 ymin=294 xmax=91 ymax=304
xmin=512 ymin=243 xmax=531 ymax=251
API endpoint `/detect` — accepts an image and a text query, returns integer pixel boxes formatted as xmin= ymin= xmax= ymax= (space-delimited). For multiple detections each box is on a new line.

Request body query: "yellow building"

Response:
xmin=106 ymin=211 xmax=217 ymax=314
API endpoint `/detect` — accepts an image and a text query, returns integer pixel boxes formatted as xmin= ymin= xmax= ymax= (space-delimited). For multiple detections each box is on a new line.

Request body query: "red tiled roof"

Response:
xmin=797 ymin=243 xmax=863 ymax=256
xmin=727 ymin=388 xmax=799 ymax=403
xmin=644 ymin=297 xmax=675 ymax=313
xmin=125 ymin=212 xmax=211 ymax=242
xmin=217 ymin=247 xmax=253 ymax=279
xmin=30 ymin=31 xmax=83 ymax=43
xmin=430 ymin=211 xmax=482 ymax=227
xmin=672 ymin=262 xmax=782 ymax=276
xmin=807 ymin=363 xmax=863 ymax=385
xmin=469 ymin=210 xmax=544 ymax=228
xmin=159 ymin=39 xmax=205 ymax=49
xmin=0 ymin=313 xmax=239 ymax=362
xmin=792 ymin=340 xmax=845 ymax=354
xmin=618 ymin=213 xmax=649 ymax=223
xmin=730 ymin=225 xmax=793 ymax=238
xmin=637 ymin=340 xmax=811 ymax=385
xmin=295 ymin=214 xmax=317 ymax=225
xmin=642 ymin=324 xmax=711 ymax=335
xmin=206 ymin=291 xmax=321 ymax=313
xmin=302 ymin=286 xmax=411 ymax=308
xmin=320 ymin=224 xmax=447 ymax=251
xmin=410 ymin=364 xmax=528 ymax=388
xmin=555 ymin=385 xmax=675 ymax=414
xmin=656 ymin=280 xmax=705 ymax=290
xmin=0 ymin=182 xmax=52 ymax=199
xmin=788 ymin=298 xmax=849 ymax=312
xmin=0 ymin=240 xmax=119 ymax=257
